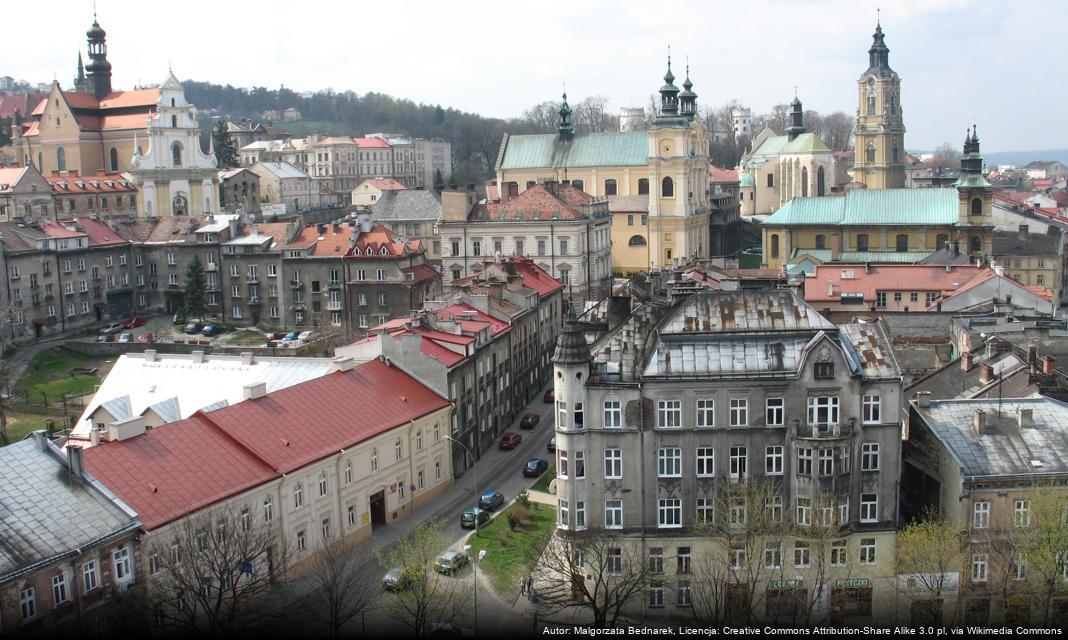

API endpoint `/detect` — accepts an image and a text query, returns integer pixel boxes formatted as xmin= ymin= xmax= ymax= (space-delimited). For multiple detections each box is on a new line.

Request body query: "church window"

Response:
xmin=109 ymin=148 xmax=119 ymax=172
xmin=56 ymin=147 xmax=66 ymax=172
xmin=171 ymin=98 xmax=176 ymax=107
xmin=936 ymin=234 xmax=949 ymax=250
xmin=889 ymin=93 xmax=897 ymax=115
xmin=867 ymin=92 xmax=876 ymax=115
xmin=628 ymin=235 xmax=647 ymax=247
xmin=172 ymin=142 xmax=183 ymax=167
xmin=970 ymin=198 xmax=983 ymax=216
xmin=661 ymin=177 xmax=674 ymax=198
xmin=815 ymin=235 xmax=826 ymax=250
xmin=571 ymin=179 xmax=584 ymax=192
xmin=771 ymin=234 xmax=780 ymax=259
xmin=866 ymin=144 xmax=876 ymax=164
xmin=856 ymin=234 xmax=870 ymax=251
xmin=173 ymin=194 xmax=187 ymax=216
xmin=801 ymin=167 xmax=809 ymax=197
xmin=817 ymin=166 xmax=826 ymax=196
xmin=638 ymin=178 xmax=649 ymax=195
xmin=892 ymin=146 xmax=899 ymax=163
xmin=896 ymin=234 xmax=908 ymax=252
xmin=970 ymin=236 xmax=981 ymax=254
xmin=604 ymin=179 xmax=617 ymax=196
xmin=171 ymin=115 xmax=178 ymax=128
xmin=767 ymin=173 xmax=774 ymax=188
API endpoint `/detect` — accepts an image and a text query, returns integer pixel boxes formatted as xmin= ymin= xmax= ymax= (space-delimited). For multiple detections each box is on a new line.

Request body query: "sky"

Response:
xmin=13 ymin=0 xmax=1066 ymax=152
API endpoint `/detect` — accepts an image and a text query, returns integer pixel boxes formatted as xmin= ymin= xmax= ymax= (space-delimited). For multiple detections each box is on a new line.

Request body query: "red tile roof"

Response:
xmin=0 ymin=94 xmax=28 ymax=119
xmin=47 ymin=171 xmax=137 ymax=195
xmin=435 ymin=303 xmax=510 ymax=337
xmin=78 ymin=218 xmax=131 ymax=247
xmin=401 ymin=263 xmax=441 ymax=285
xmin=803 ymin=264 xmax=985 ymax=304
xmin=286 ymin=224 xmax=356 ymax=256
xmin=346 ymin=224 xmax=422 ymax=258
xmin=477 ymin=183 xmax=593 ymax=221
xmin=450 ymin=257 xmax=564 ymax=297
xmin=353 ymin=137 xmax=391 ymax=149
xmin=708 ymin=166 xmax=739 ymax=183
xmin=39 ymin=222 xmax=88 ymax=239
xmin=364 ymin=178 xmax=406 ymax=191
xmin=932 ymin=268 xmax=1053 ymax=305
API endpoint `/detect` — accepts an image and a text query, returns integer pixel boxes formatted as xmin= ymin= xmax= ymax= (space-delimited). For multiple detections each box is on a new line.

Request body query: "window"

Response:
xmin=973 ymin=501 xmax=990 ymax=529
xmin=696 ymin=448 xmax=715 ymax=476
xmin=603 ymin=400 xmax=621 ymax=428
xmin=729 ymin=446 xmax=747 ymax=479
xmin=729 ymin=497 xmax=747 ymax=526
xmin=395 ymin=439 xmax=403 ymax=461
xmin=604 ymin=179 xmax=617 ymax=196
xmin=831 ymin=540 xmax=848 ymax=567
xmin=861 ymin=443 xmax=880 ymax=471
xmin=264 ymin=497 xmax=273 ymax=522
xmin=818 ymin=449 xmax=834 ymax=476
xmin=862 ymin=394 xmax=881 ymax=424
xmin=648 ymin=582 xmax=664 ymax=608
xmin=860 ymin=538 xmax=877 ymax=564
xmin=1015 ymin=500 xmax=1032 ymax=527
xmin=766 ymin=445 xmax=784 ymax=474
xmin=558 ymin=449 xmax=569 ymax=477
xmin=148 ymin=553 xmax=160 ymax=575
xmin=171 ymin=543 xmax=182 ymax=566
xmin=607 ymin=548 xmax=622 ymax=575
xmin=658 ymin=399 xmax=681 ymax=428
xmin=814 ymin=362 xmax=832 ymax=378
xmin=729 ymin=546 xmax=746 ymax=570
xmin=677 ymin=581 xmax=692 ymax=608
xmin=605 ymin=500 xmax=623 ymax=528
xmin=296 ymin=530 xmax=306 ymax=552
xmin=661 ymin=177 xmax=674 ymax=198
xmin=794 ymin=543 xmax=810 ymax=568
xmin=648 ymin=548 xmax=664 ymax=574
xmin=771 ymin=234 xmax=780 ymax=259
xmin=866 ymin=91 xmax=877 ymax=115
xmin=557 ymin=401 xmax=567 ymax=429
xmin=435 ymin=461 xmax=442 ymax=481
xmin=172 ymin=142 xmax=183 ymax=166
xmin=796 ymin=498 xmax=811 ymax=526
xmin=345 ymin=461 xmax=353 ymax=486
xmin=767 ymin=173 xmax=775 ymax=188
xmin=815 ymin=234 xmax=826 ymax=250
xmin=83 ymin=559 xmax=99 ymax=592
xmin=796 ymin=446 xmax=813 ymax=475
xmin=765 ymin=398 xmax=784 ymax=426
xmin=348 ymin=505 xmax=357 ymax=527
xmin=971 ymin=553 xmax=988 ymax=582
xmin=114 ymin=545 xmax=131 ymax=581
xmin=765 ymin=496 xmax=783 ymax=522
xmin=896 ymin=234 xmax=908 ymax=252
xmin=638 ymin=178 xmax=649 ymax=195
xmin=658 ymin=498 xmax=682 ymax=528
xmin=861 ymin=494 xmax=878 ymax=523
xmin=971 ymin=197 xmax=983 ymax=216
xmin=576 ymin=501 xmax=585 ymax=529
xmin=807 ymin=396 xmax=839 ymax=426
xmin=20 ymin=586 xmax=37 ymax=620
xmin=376 ymin=269 xmax=385 ymax=281
xmin=628 ymin=234 xmax=647 ymax=247
xmin=52 ymin=573 xmax=68 ymax=605
xmin=604 ymin=449 xmax=622 ymax=479
xmin=765 ymin=544 xmax=782 ymax=569
xmin=696 ymin=498 xmax=714 ymax=524
xmin=729 ymin=398 xmax=748 ymax=426
xmin=321 ymin=518 xmax=331 ymax=541
xmin=574 ymin=402 xmax=584 ymax=429
xmin=371 ymin=448 xmax=378 ymax=472
xmin=856 ymin=233 xmax=870 ymax=251
xmin=1011 ymin=554 xmax=1026 ymax=581
xmin=319 ymin=474 xmax=328 ymax=497
xmin=294 ymin=483 xmax=304 ymax=509
xmin=658 ymin=448 xmax=681 ymax=477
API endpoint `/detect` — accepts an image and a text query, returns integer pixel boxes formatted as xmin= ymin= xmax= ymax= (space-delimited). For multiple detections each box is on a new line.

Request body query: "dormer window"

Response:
xmin=351 ymin=247 xmax=360 ymax=256
xmin=379 ymin=247 xmax=388 ymax=256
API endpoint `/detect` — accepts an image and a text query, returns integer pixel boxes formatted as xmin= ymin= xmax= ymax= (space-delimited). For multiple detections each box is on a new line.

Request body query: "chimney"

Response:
xmin=32 ymin=430 xmax=48 ymax=452
xmin=1027 ymin=344 xmax=1038 ymax=370
xmin=960 ymin=351 xmax=973 ymax=372
xmin=986 ymin=340 xmax=1001 ymax=360
xmin=332 ymin=356 xmax=354 ymax=372
xmin=243 ymin=381 xmax=267 ymax=400
xmin=1017 ymin=408 xmax=1034 ymax=430
xmin=864 ymin=262 xmax=871 ymax=274
xmin=332 ymin=222 xmax=341 ymax=234
xmin=1042 ymin=355 xmax=1056 ymax=375
xmin=1018 ymin=224 xmax=1029 ymax=239
xmin=317 ymin=223 xmax=326 ymax=235
xmin=144 ymin=349 xmax=157 ymax=362
xmin=973 ymin=409 xmax=986 ymax=436
xmin=241 ymin=352 xmax=254 ymax=365
xmin=191 ymin=350 xmax=205 ymax=364
xmin=915 ymin=391 xmax=931 ymax=408
xmin=979 ymin=362 xmax=995 ymax=384
xmin=67 ymin=445 xmax=85 ymax=479
xmin=830 ymin=233 xmax=841 ymax=261
xmin=108 ymin=416 xmax=146 ymax=442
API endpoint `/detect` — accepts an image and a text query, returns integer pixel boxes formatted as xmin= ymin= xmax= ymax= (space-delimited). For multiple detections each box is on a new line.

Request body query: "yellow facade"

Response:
xmin=762 ymin=224 xmax=958 ymax=269
xmin=611 ymin=211 xmax=650 ymax=275
xmin=852 ymin=24 xmax=906 ymax=189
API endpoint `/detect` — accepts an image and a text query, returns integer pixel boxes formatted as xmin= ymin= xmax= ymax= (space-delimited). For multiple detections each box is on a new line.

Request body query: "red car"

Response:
xmin=543 ymin=389 xmax=554 ymax=403
xmin=122 ymin=316 xmax=146 ymax=329
xmin=499 ymin=432 xmax=522 ymax=450
xmin=519 ymin=412 xmax=540 ymax=429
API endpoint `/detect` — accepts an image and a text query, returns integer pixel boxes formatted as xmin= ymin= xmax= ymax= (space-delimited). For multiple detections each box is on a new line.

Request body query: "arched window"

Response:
xmin=801 ymin=167 xmax=809 ymax=197
xmin=571 ymin=179 xmax=584 ymax=192
xmin=109 ymin=148 xmax=119 ymax=172
xmin=171 ymin=115 xmax=178 ymax=128
xmin=817 ymin=166 xmax=826 ymax=196
xmin=771 ymin=234 xmax=780 ymax=259
xmin=628 ymin=235 xmax=647 ymax=246
xmin=856 ymin=234 xmax=869 ymax=251
xmin=866 ymin=143 xmax=876 ymax=163
xmin=170 ymin=98 xmax=176 ymax=107
xmin=970 ymin=236 xmax=981 ymax=254
xmin=637 ymin=178 xmax=649 ymax=195
xmin=889 ymin=93 xmax=897 ymax=115
xmin=56 ymin=147 xmax=66 ymax=171
xmin=971 ymin=198 xmax=983 ymax=216
xmin=867 ymin=91 xmax=876 ymax=115
xmin=896 ymin=234 xmax=908 ymax=252
xmin=661 ymin=176 xmax=674 ymax=198
xmin=815 ymin=234 xmax=826 ymax=250
xmin=892 ymin=146 xmax=899 ymax=163
xmin=171 ymin=142 xmax=183 ymax=167
xmin=172 ymin=194 xmax=187 ymax=216
xmin=604 ymin=179 xmax=617 ymax=196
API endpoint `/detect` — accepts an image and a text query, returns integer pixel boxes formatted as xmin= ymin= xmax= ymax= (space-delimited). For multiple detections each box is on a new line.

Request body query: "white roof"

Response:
xmin=196 ymin=213 xmax=240 ymax=234
xmin=71 ymin=352 xmax=335 ymax=443
xmin=223 ymin=234 xmax=273 ymax=246
xmin=257 ymin=162 xmax=310 ymax=179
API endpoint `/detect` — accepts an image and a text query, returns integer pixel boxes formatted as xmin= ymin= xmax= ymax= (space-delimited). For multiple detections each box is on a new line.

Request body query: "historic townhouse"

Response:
xmin=551 ymin=289 xmax=903 ymax=623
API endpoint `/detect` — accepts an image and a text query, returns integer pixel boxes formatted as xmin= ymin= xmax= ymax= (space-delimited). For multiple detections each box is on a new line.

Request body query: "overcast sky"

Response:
xmin=16 ymin=0 xmax=1065 ymax=152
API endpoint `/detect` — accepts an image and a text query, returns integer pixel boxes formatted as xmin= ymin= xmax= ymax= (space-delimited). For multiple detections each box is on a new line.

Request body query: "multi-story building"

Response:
xmin=218 ymin=168 xmax=261 ymax=213
xmin=440 ymin=182 xmax=612 ymax=305
xmin=366 ymin=133 xmax=417 ymax=188
xmin=801 ymin=263 xmax=985 ymax=314
xmin=372 ymin=189 xmax=445 ymax=262
xmin=551 ymin=289 xmax=903 ymax=622
xmin=306 ymin=135 xmax=359 ymax=204
xmin=413 ymin=138 xmax=452 ymax=189
xmin=0 ymin=165 xmax=54 ymax=221
xmin=352 ymin=177 xmax=406 ymax=207
xmin=992 ymin=225 xmax=1064 ymax=304
xmin=0 ymin=434 xmax=140 ymax=636
xmin=708 ymin=166 xmax=742 ymax=257
xmin=355 ymin=137 xmax=393 ymax=180
xmin=225 ymin=119 xmax=271 ymax=151
xmin=249 ymin=162 xmax=319 ymax=212
xmin=47 ymin=170 xmax=139 ymax=219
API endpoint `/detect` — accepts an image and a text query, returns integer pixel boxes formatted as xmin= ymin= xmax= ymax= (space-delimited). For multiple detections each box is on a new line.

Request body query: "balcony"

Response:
xmin=205 ymin=263 xmax=218 ymax=272
xmin=168 ymin=283 xmax=180 ymax=289
xmin=246 ymin=275 xmax=260 ymax=284
xmin=327 ymin=301 xmax=343 ymax=311
xmin=290 ymin=280 xmax=304 ymax=289
xmin=328 ymin=280 xmax=342 ymax=290
xmin=248 ymin=297 xmax=262 ymax=305
xmin=793 ymin=420 xmax=854 ymax=440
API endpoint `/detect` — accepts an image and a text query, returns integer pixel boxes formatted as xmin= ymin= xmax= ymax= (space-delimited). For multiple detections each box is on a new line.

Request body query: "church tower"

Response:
xmin=552 ymin=311 xmax=591 ymax=532
xmin=954 ymin=126 xmax=994 ymax=257
xmin=84 ymin=19 xmax=113 ymax=99
xmin=852 ymin=20 xmax=905 ymax=189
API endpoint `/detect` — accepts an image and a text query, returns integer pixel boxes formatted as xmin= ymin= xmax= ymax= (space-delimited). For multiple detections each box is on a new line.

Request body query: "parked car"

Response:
xmin=498 ymin=432 xmax=522 ymax=450
xmin=382 ymin=565 xmax=413 ymax=591
xmin=117 ymin=332 xmax=133 ymax=343
xmin=547 ymin=435 xmax=556 ymax=452
xmin=201 ymin=324 xmax=224 ymax=337
xmin=519 ymin=412 xmax=540 ymax=429
xmin=121 ymin=316 xmax=146 ymax=329
xmin=478 ymin=491 xmax=504 ymax=511
xmin=433 ymin=551 xmax=469 ymax=575
xmin=523 ymin=458 xmax=549 ymax=477
xmin=184 ymin=322 xmax=202 ymax=334
xmin=282 ymin=331 xmax=300 ymax=342
xmin=99 ymin=322 xmax=123 ymax=336
xmin=136 ymin=332 xmax=155 ymax=344
xmin=543 ymin=389 xmax=554 ymax=403
xmin=298 ymin=330 xmax=316 ymax=342
xmin=459 ymin=507 xmax=490 ymax=529
xmin=172 ymin=312 xmax=186 ymax=325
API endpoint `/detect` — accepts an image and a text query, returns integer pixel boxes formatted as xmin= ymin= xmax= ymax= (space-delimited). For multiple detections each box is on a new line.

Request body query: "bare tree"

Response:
xmin=306 ymin=538 xmax=379 ymax=638
xmin=895 ymin=511 xmax=965 ymax=625
xmin=573 ymin=96 xmax=616 ymax=133
xmin=932 ymin=143 xmax=962 ymax=169
xmin=1014 ymin=487 xmax=1068 ymax=625
xmin=767 ymin=104 xmax=790 ymax=135
xmin=533 ymin=528 xmax=649 ymax=627
xmin=145 ymin=507 xmax=284 ymax=638
xmin=822 ymin=112 xmax=856 ymax=152
xmin=519 ymin=101 xmax=560 ymax=134
xmin=377 ymin=519 xmax=471 ymax=638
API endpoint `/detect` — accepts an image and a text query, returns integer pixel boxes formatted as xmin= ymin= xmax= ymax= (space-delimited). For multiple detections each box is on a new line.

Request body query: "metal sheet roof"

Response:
xmin=497 ymin=131 xmax=648 ymax=170
xmin=837 ymin=322 xmax=901 ymax=379
xmin=660 ymin=290 xmax=835 ymax=334
xmin=763 ymin=188 xmax=959 ymax=227
xmin=789 ymin=249 xmax=933 ymax=264
xmin=645 ymin=335 xmax=810 ymax=377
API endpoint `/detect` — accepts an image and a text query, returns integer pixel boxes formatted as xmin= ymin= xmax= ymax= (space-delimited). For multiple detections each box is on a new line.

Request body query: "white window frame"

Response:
xmin=971 ymin=553 xmax=988 ymax=582
xmin=807 ymin=395 xmax=840 ymax=426
xmin=605 ymin=499 xmax=623 ymax=529
xmin=657 ymin=447 xmax=681 ymax=477
xmin=860 ymin=538 xmax=877 ymax=565
xmin=696 ymin=398 xmax=715 ymax=428
xmin=861 ymin=442 xmax=880 ymax=471
xmin=973 ymin=501 xmax=990 ymax=529
xmin=729 ymin=398 xmax=748 ymax=427
xmin=729 ymin=446 xmax=747 ymax=479
xmin=860 ymin=494 xmax=878 ymax=523
xmin=658 ymin=498 xmax=682 ymax=529
xmin=603 ymin=399 xmax=621 ymax=428
xmin=765 ymin=445 xmax=783 ymax=475
xmin=862 ymin=393 xmax=881 ymax=424
xmin=696 ymin=447 xmax=714 ymax=477
xmin=604 ymin=449 xmax=622 ymax=479
xmin=657 ymin=399 xmax=681 ymax=429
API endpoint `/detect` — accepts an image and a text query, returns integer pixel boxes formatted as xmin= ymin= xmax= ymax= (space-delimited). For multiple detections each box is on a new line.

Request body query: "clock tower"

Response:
xmin=852 ymin=21 xmax=906 ymax=189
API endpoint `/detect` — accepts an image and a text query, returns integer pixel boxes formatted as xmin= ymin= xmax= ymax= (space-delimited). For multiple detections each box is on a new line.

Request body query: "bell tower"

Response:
xmin=954 ymin=126 xmax=994 ymax=257
xmin=852 ymin=19 xmax=905 ymax=189
xmin=84 ymin=18 xmax=113 ymax=99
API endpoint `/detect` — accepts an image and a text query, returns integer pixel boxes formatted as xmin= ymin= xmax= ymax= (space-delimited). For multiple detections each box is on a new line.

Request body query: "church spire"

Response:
xmin=866 ymin=18 xmax=893 ymax=76
xmin=787 ymin=92 xmax=805 ymax=141
xmin=678 ymin=59 xmax=697 ymax=121
xmin=658 ymin=49 xmax=680 ymax=117
xmin=558 ymin=91 xmax=574 ymax=140
xmin=84 ymin=15 xmax=112 ymax=99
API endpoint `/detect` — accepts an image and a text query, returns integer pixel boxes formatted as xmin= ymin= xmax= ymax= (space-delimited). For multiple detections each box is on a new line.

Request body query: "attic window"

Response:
xmin=76 ymin=181 xmax=85 ymax=189
xmin=379 ymin=247 xmax=388 ymax=255
xmin=352 ymin=247 xmax=360 ymax=256
xmin=840 ymin=269 xmax=855 ymax=280
xmin=1031 ymin=460 xmax=1044 ymax=468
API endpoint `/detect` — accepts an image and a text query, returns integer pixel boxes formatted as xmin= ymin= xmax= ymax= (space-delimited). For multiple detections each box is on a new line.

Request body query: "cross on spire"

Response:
xmin=877 ymin=7 xmax=880 ymax=27
xmin=93 ymin=0 xmax=97 ymax=21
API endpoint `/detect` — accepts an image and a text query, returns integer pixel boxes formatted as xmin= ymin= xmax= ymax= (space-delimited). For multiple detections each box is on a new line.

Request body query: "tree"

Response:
xmin=213 ymin=119 xmax=238 ymax=170
xmin=932 ymin=143 xmax=962 ymax=169
xmin=519 ymin=101 xmax=560 ymax=134
xmin=378 ymin=520 xmax=471 ymax=638
xmin=306 ymin=538 xmax=379 ymax=639
xmin=533 ymin=529 xmax=649 ymax=627
xmin=822 ymin=112 xmax=856 ymax=152
xmin=183 ymin=255 xmax=207 ymax=319
xmin=573 ymin=96 xmax=616 ymax=134
xmin=1014 ymin=487 xmax=1068 ymax=625
xmin=895 ymin=512 xmax=965 ymax=625
xmin=145 ymin=507 xmax=284 ymax=637
xmin=0 ymin=358 xmax=13 ymax=446
xmin=767 ymin=104 xmax=791 ymax=135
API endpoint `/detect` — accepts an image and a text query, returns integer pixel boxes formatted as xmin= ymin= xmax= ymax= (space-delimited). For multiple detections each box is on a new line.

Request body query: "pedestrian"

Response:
xmin=520 ymin=577 xmax=527 ymax=595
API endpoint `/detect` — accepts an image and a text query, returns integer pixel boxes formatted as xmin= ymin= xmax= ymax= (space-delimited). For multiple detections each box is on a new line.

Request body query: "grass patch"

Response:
xmin=227 ymin=329 xmax=266 ymax=346
xmin=530 ymin=465 xmax=556 ymax=493
xmin=278 ymin=120 xmax=353 ymax=137
xmin=2 ymin=412 xmax=63 ymax=444
xmin=13 ymin=348 xmax=101 ymax=404
xmin=465 ymin=501 xmax=555 ymax=593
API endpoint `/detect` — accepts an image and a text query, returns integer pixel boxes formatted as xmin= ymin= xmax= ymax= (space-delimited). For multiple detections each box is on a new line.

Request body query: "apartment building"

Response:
xmin=413 ymin=138 xmax=452 ymax=189
xmin=372 ymin=189 xmax=444 ymax=262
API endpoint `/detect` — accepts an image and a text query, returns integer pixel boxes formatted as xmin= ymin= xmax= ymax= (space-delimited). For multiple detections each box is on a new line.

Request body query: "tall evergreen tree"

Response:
xmin=183 ymin=256 xmax=207 ymax=318
xmin=212 ymin=119 xmax=238 ymax=169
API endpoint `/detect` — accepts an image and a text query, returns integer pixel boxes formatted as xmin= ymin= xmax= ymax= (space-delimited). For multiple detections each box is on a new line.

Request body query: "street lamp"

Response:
xmin=444 ymin=435 xmax=481 ymax=536
xmin=463 ymin=543 xmax=486 ymax=639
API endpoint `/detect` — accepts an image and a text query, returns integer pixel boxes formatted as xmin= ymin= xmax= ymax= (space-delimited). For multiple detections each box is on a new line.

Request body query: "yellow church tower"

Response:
xmin=852 ymin=20 xmax=906 ymax=189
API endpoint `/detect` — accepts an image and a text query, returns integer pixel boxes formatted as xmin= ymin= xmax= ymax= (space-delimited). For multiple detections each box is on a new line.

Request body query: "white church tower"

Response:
xmin=130 ymin=71 xmax=218 ymax=217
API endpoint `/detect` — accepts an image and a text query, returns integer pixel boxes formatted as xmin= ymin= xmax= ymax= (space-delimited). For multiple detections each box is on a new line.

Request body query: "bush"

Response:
xmin=508 ymin=504 xmax=531 ymax=531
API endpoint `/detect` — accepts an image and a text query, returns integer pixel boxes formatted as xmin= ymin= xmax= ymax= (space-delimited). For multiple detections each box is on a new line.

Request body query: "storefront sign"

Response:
xmin=768 ymin=579 xmax=804 ymax=589
xmin=836 ymin=578 xmax=871 ymax=588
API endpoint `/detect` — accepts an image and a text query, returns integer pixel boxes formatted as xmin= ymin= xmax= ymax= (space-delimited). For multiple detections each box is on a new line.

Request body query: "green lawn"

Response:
xmin=531 ymin=465 xmax=556 ymax=493
xmin=14 ymin=348 xmax=101 ymax=404
xmin=227 ymin=329 xmax=266 ymax=346
xmin=465 ymin=502 xmax=555 ymax=593
xmin=2 ymin=411 xmax=64 ymax=444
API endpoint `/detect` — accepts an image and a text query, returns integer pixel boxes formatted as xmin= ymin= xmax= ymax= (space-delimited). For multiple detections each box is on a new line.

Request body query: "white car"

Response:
xmin=298 ymin=331 xmax=316 ymax=343
xmin=98 ymin=322 xmax=123 ymax=335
